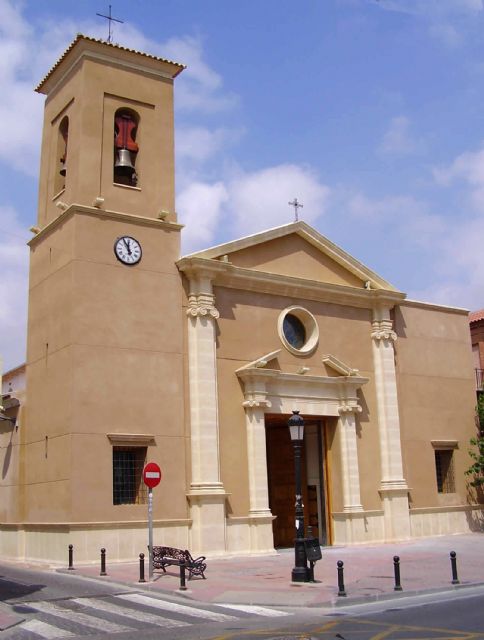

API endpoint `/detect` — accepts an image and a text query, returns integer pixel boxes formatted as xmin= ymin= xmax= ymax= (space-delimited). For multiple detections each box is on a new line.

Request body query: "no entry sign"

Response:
xmin=143 ymin=462 xmax=162 ymax=489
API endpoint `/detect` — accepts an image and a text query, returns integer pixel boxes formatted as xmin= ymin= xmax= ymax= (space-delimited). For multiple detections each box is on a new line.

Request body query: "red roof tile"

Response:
xmin=469 ymin=309 xmax=484 ymax=323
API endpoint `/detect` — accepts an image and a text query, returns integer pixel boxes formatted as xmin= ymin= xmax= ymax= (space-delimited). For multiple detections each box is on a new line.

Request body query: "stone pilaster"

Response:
xmin=337 ymin=403 xmax=365 ymax=543
xmin=240 ymin=377 xmax=275 ymax=552
xmin=186 ymin=273 xmax=227 ymax=555
xmin=338 ymin=404 xmax=364 ymax=513
xmin=372 ymin=306 xmax=410 ymax=540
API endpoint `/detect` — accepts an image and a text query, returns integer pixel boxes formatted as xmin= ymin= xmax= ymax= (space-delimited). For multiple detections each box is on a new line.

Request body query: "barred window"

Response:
xmin=113 ymin=447 xmax=147 ymax=505
xmin=435 ymin=449 xmax=455 ymax=494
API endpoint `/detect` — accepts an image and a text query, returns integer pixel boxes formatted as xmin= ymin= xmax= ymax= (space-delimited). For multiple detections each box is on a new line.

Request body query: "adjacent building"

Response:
xmin=470 ymin=309 xmax=484 ymax=392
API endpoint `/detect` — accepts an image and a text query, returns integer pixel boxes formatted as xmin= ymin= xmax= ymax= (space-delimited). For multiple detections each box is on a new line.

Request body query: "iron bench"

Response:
xmin=152 ymin=546 xmax=207 ymax=580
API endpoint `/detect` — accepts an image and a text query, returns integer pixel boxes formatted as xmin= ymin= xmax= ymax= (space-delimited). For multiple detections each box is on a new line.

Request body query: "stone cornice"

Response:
xmin=28 ymin=204 xmax=183 ymax=248
xmin=177 ymin=257 xmax=406 ymax=310
xmin=236 ymin=366 xmax=368 ymax=415
xmin=236 ymin=367 xmax=369 ymax=388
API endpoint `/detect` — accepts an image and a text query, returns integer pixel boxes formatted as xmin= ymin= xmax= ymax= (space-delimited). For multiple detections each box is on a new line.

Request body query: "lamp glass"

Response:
xmin=288 ymin=420 xmax=304 ymax=441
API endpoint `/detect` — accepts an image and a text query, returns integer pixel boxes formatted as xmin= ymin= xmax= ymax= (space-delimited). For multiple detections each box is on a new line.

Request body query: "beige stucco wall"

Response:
xmin=395 ymin=302 xmax=477 ymax=510
xmin=0 ymin=391 xmax=24 ymax=524
xmin=22 ymin=209 xmax=187 ymax=526
xmin=227 ymin=235 xmax=364 ymax=288
xmin=213 ymin=285 xmax=383 ymax=520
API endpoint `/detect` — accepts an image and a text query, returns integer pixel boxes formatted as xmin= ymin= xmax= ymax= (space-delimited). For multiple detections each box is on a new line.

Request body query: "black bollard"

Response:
xmin=139 ymin=553 xmax=146 ymax=583
xmin=100 ymin=548 xmax=107 ymax=576
xmin=308 ymin=560 xmax=315 ymax=583
xmin=337 ymin=560 xmax=346 ymax=597
xmin=393 ymin=555 xmax=402 ymax=591
xmin=68 ymin=544 xmax=74 ymax=570
xmin=179 ymin=559 xmax=187 ymax=591
xmin=450 ymin=551 xmax=460 ymax=585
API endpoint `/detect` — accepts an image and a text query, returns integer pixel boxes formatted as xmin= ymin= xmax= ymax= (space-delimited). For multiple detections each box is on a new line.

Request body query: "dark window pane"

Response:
xmin=435 ymin=450 xmax=455 ymax=494
xmin=283 ymin=314 xmax=306 ymax=349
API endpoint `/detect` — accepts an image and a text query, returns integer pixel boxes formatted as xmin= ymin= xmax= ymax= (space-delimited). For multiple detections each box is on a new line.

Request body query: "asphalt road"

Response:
xmin=1 ymin=563 xmax=484 ymax=640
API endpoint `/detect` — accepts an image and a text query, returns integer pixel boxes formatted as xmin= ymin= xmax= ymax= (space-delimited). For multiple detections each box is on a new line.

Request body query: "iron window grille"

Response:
xmin=113 ymin=447 xmax=147 ymax=505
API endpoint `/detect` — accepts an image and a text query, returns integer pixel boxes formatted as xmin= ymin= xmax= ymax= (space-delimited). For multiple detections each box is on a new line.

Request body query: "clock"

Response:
xmin=114 ymin=235 xmax=142 ymax=265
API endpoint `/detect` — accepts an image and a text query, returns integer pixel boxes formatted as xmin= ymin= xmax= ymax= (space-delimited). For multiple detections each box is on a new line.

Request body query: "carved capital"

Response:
xmin=338 ymin=402 xmax=362 ymax=415
xmin=242 ymin=399 xmax=272 ymax=409
xmin=371 ymin=319 xmax=397 ymax=342
xmin=187 ymin=292 xmax=220 ymax=319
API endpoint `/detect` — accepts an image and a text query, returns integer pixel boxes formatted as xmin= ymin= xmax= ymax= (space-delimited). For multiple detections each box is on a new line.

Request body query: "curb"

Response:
xmin=54 ymin=567 xmax=484 ymax=609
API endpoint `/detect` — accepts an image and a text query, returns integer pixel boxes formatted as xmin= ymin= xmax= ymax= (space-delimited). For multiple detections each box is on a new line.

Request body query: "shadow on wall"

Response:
xmin=465 ymin=507 xmax=484 ymax=532
xmin=1 ymin=436 xmax=13 ymax=480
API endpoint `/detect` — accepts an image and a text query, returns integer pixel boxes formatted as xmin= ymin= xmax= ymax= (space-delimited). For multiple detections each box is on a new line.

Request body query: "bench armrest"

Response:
xmin=191 ymin=555 xmax=206 ymax=563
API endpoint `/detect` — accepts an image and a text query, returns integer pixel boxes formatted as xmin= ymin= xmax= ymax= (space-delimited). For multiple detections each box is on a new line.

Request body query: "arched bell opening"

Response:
xmin=54 ymin=115 xmax=69 ymax=194
xmin=113 ymin=108 xmax=139 ymax=187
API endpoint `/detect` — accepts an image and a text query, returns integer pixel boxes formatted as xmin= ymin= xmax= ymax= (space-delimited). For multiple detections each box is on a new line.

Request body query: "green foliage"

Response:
xmin=465 ymin=394 xmax=484 ymax=487
xmin=478 ymin=393 xmax=484 ymax=431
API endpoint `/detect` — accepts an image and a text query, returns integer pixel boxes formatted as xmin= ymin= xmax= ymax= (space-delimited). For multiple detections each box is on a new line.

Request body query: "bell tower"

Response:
xmin=36 ymin=35 xmax=184 ymax=224
xmin=21 ymin=36 xmax=189 ymax=561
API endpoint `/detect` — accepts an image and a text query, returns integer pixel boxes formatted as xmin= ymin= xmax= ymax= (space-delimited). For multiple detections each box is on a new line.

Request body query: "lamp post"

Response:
xmin=288 ymin=410 xmax=308 ymax=582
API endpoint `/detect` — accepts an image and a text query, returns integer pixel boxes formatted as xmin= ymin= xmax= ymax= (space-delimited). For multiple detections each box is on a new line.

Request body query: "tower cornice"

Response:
xmin=28 ymin=203 xmax=183 ymax=248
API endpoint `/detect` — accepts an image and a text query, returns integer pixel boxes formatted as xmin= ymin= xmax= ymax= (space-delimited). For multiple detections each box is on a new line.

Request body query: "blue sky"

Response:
xmin=1 ymin=0 xmax=484 ymax=370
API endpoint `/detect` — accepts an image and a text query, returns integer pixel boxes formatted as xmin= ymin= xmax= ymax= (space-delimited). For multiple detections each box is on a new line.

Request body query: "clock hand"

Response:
xmin=123 ymin=238 xmax=132 ymax=254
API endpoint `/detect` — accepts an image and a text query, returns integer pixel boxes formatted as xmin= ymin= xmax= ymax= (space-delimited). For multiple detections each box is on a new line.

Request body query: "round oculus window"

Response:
xmin=278 ymin=306 xmax=319 ymax=356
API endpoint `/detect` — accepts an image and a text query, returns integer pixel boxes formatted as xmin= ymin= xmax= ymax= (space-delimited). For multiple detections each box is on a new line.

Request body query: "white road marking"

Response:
xmin=27 ymin=600 xmax=132 ymax=634
xmin=20 ymin=619 xmax=75 ymax=639
xmin=71 ymin=597 xmax=190 ymax=628
xmin=214 ymin=603 xmax=292 ymax=617
xmin=118 ymin=593 xmax=238 ymax=622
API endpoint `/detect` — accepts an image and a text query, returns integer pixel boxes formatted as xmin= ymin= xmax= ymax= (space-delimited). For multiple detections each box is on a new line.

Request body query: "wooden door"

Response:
xmin=266 ymin=421 xmax=309 ymax=548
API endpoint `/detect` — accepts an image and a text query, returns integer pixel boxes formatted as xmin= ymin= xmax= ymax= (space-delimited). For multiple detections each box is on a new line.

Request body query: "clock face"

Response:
xmin=114 ymin=236 xmax=142 ymax=265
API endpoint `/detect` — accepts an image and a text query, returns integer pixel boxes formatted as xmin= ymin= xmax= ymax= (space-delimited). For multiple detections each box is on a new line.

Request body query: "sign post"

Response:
xmin=143 ymin=462 xmax=162 ymax=580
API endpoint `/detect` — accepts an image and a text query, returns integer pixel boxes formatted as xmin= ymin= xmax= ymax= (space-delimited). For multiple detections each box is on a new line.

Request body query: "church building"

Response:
xmin=0 ymin=35 xmax=481 ymax=564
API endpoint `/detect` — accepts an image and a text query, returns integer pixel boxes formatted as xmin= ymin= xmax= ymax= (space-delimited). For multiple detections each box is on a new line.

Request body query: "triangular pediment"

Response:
xmin=184 ymin=222 xmax=399 ymax=292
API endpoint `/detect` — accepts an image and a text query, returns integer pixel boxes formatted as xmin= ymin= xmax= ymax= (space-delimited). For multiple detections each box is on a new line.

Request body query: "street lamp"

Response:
xmin=288 ymin=409 xmax=308 ymax=582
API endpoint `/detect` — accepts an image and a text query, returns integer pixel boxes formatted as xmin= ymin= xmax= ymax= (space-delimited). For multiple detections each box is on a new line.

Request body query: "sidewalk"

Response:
xmin=58 ymin=533 xmax=484 ymax=607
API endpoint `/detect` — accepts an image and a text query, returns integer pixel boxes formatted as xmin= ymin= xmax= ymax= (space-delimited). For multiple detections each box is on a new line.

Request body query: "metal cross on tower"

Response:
xmin=96 ymin=5 xmax=124 ymax=43
xmin=288 ymin=198 xmax=303 ymax=222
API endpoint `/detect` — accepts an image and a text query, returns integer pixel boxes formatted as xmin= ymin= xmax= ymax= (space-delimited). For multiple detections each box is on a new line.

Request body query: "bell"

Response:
xmin=114 ymin=148 xmax=135 ymax=176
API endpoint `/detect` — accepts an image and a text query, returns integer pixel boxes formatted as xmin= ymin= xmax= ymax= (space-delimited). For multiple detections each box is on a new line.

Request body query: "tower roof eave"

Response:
xmin=35 ymin=33 xmax=186 ymax=94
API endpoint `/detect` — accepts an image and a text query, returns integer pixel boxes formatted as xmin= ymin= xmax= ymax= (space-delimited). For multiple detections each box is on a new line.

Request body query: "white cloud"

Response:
xmin=178 ymin=164 xmax=331 ymax=252
xmin=347 ymin=191 xmax=446 ymax=249
xmin=376 ymin=0 xmax=483 ymax=17
xmin=428 ymin=23 xmax=462 ymax=47
xmin=411 ymin=213 xmax=484 ymax=308
xmin=0 ymin=206 xmax=29 ymax=371
xmin=229 ymin=165 xmax=331 ymax=237
xmin=375 ymin=0 xmax=483 ymax=47
xmin=176 ymin=126 xmax=243 ymax=164
xmin=157 ymin=35 xmax=238 ymax=113
xmin=379 ymin=116 xmax=423 ymax=156
xmin=179 ymin=182 xmax=229 ymax=253
xmin=433 ymin=145 xmax=484 ymax=212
